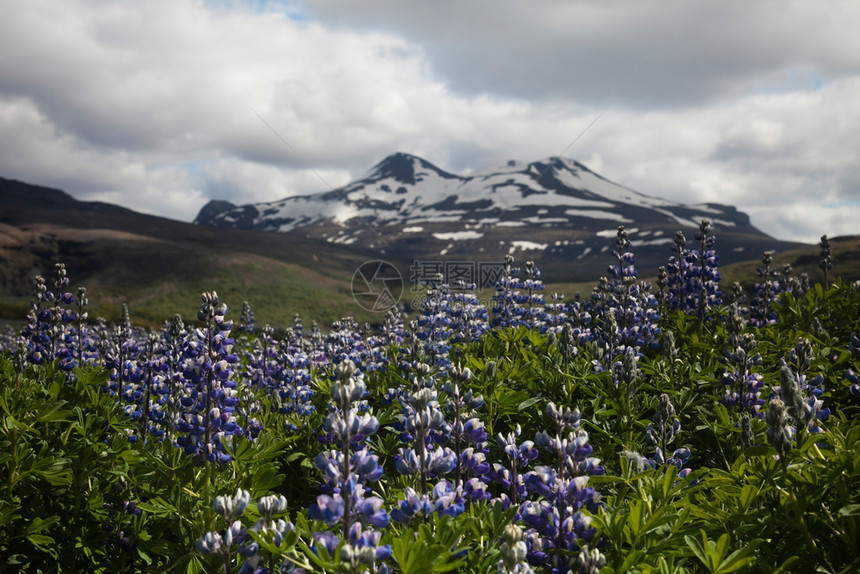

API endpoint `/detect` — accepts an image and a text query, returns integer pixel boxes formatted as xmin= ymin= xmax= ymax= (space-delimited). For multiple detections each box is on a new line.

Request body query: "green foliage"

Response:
xmin=1 ymin=280 xmax=860 ymax=572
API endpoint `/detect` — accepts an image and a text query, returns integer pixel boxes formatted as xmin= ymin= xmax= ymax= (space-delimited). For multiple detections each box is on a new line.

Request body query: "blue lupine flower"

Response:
xmin=847 ymin=369 xmax=860 ymax=398
xmin=309 ymin=494 xmax=346 ymax=526
xmin=749 ymin=250 xmax=782 ymax=327
xmin=492 ymin=255 xmax=524 ymax=329
xmin=720 ymin=332 xmax=766 ymax=416
xmin=663 ymin=222 xmax=722 ymax=319
xmin=213 ymin=488 xmax=251 ymax=522
xmin=446 ymin=280 xmax=491 ymax=343
xmin=395 ymin=445 xmax=457 ymax=478
xmin=520 ymin=402 xmax=604 ymax=572
xmin=431 ymin=479 xmax=465 ymax=518
xmin=390 ymin=487 xmax=434 ymax=523
xmin=340 ymin=522 xmax=391 ymax=570
xmin=819 ymin=235 xmax=833 ymax=289
xmin=311 ymin=531 xmax=340 ymax=557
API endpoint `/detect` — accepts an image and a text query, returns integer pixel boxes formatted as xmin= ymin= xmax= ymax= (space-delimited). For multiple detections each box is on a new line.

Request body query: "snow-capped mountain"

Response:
xmin=195 ymin=152 xmax=801 ymax=282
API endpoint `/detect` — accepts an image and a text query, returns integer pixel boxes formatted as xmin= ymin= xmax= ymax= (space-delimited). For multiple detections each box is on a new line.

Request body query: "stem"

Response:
xmin=418 ymin=427 xmax=428 ymax=496
xmin=204 ymin=312 xmax=214 ymax=449
xmin=8 ymin=427 xmax=18 ymax=498
xmin=117 ymin=340 xmax=124 ymax=407
xmin=556 ymin=443 xmax=566 ymax=562
xmin=341 ymin=409 xmax=352 ymax=540
xmin=292 ymin=365 xmax=298 ymax=413
xmin=661 ymin=419 xmax=667 ymax=458
xmin=141 ymin=339 xmax=153 ymax=443
xmin=77 ymin=317 xmax=84 ymax=367
xmin=510 ymin=452 xmax=519 ymax=506
xmin=454 ymin=394 xmax=462 ymax=491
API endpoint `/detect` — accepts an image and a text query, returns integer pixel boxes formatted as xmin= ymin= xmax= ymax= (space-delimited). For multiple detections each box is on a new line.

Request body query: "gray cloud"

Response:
xmin=301 ymin=0 xmax=860 ymax=107
xmin=0 ymin=0 xmax=857 ymax=244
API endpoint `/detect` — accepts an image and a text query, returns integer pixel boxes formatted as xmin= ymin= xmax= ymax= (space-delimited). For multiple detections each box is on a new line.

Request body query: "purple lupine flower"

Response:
xmin=819 ymin=234 xmax=833 ymax=289
xmin=772 ymin=359 xmax=828 ymax=434
xmin=847 ymin=369 xmax=860 ymax=398
xmin=390 ymin=487 xmax=434 ymax=523
xmin=311 ymin=531 xmax=340 ymax=558
xmin=642 ymin=394 xmax=693 ymax=477
xmin=447 ymin=280 xmax=490 ymax=343
xmin=237 ymin=300 xmax=255 ymax=335
xmin=175 ymin=291 xmax=244 ymax=463
xmin=442 ymin=364 xmax=488 ymax=491
xmin=341 ymin=522 xmax=391 ymax=570
xmin=312 ymin=360 xmax=387 ymax=545
xmin=492 ymin=425 xmax=538 ymax=506
xmin=521 ymin=402 xmax=604 ymax=572
xmin=309 ymin=494 xmax=346 ymax=526
xmin=663 ymin=222 xmax=722 ymax=319
xmin=197 ymin=489 xmax=260 ymax=572
xmin=749 ymin=250 xmax=782 ymax=327
xmin=595 ymin=226 xmax=661 ymax=353
xmin=492 ymin=255 xmax=524 ymax=329
xmin=430 ymin=479 xmax=465 ymax=518
xmin=415 ymin=274 xmax=453 ymax=368
xmin=720 ymin=332 xmax=766 ymax=416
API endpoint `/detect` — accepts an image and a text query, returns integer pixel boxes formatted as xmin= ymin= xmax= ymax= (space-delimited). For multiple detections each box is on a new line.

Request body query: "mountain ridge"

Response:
xmin=0 ymin=176 xmax=382 ymax=326
xmin=196 ymin=152 xmax=759 ymax=232
xmin=194 ymin=152 xmax=797 ymax=282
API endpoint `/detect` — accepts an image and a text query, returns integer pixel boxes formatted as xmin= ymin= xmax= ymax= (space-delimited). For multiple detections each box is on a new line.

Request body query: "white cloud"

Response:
xmin=0 ymin=0 xmax=858 ymax=243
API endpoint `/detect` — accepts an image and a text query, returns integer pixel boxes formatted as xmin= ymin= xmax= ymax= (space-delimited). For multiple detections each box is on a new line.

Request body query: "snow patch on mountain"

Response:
xmin=509 ymin=240 xmax=548 ymax=254
xmin=194 ymin=152 xmax=771 ymax=267
xmin=433 ymin=230 xmax=484 ymax=241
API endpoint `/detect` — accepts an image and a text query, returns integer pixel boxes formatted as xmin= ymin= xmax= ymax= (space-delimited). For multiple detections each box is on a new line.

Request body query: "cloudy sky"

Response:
xmin=2 ymin=0 xmax=859 ymax=243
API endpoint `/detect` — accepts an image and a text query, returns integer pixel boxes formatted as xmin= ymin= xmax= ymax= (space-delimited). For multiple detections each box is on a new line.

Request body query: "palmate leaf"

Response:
xmin=684 ymin=530 xmax=760 ymax=574
xmin=390 ymin=521 xmax=465 ymax=574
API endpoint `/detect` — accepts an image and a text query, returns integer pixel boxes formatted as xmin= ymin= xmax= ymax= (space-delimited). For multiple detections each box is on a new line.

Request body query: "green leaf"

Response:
xmin=838 ymin=504 xmax=860 ymax=517
xmin=713 ymin=539 xmax=761 ymax=574
xmin=711 ymin=533 xmax=730 ymax=567
xmin=35 ymin=405 xmax=71 ymax=424
xmin=137 ymin=499 xmax=178 ymax=517
xmin=739 ymin=484 xmax=757 ymax=510
xmin=518 ymin=396 xmax=542 ymax=412
xmin=26 ymin=534 xmax=54 ymax=547
xmin=684 ymin=532 xmax=708 ymax=568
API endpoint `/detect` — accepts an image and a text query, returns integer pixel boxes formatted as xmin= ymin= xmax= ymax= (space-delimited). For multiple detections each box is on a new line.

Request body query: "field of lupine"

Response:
xmin=2 ymin=223 xmax=859 ymax=574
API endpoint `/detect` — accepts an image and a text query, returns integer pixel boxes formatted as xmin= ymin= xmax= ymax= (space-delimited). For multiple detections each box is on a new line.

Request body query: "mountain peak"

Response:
xmin=194 ymin=199 xmax=237 ymax=226
xmin=191 ymin=151 xmax=799 ymax=280
xmin=365 ymin=152 xmax=461 ymax=185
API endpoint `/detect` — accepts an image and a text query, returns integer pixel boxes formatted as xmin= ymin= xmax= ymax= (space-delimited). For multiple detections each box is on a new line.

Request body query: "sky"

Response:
xmin=1 ymin=0 xmax=859 ymax=244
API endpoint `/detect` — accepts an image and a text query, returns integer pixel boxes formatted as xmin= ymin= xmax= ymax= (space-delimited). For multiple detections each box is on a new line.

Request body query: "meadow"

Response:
xmin=1 ymin=224 xmax=858 ymax=574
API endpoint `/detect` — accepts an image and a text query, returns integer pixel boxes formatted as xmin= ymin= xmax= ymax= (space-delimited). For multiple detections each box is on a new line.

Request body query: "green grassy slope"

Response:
xmin=0 ymin=222 xmax=384 ymax=328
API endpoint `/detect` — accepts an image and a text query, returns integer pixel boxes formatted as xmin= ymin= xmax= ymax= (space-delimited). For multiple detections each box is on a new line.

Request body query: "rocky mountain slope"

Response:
xmin=196 ymin=152 xmax=805 ymax=282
